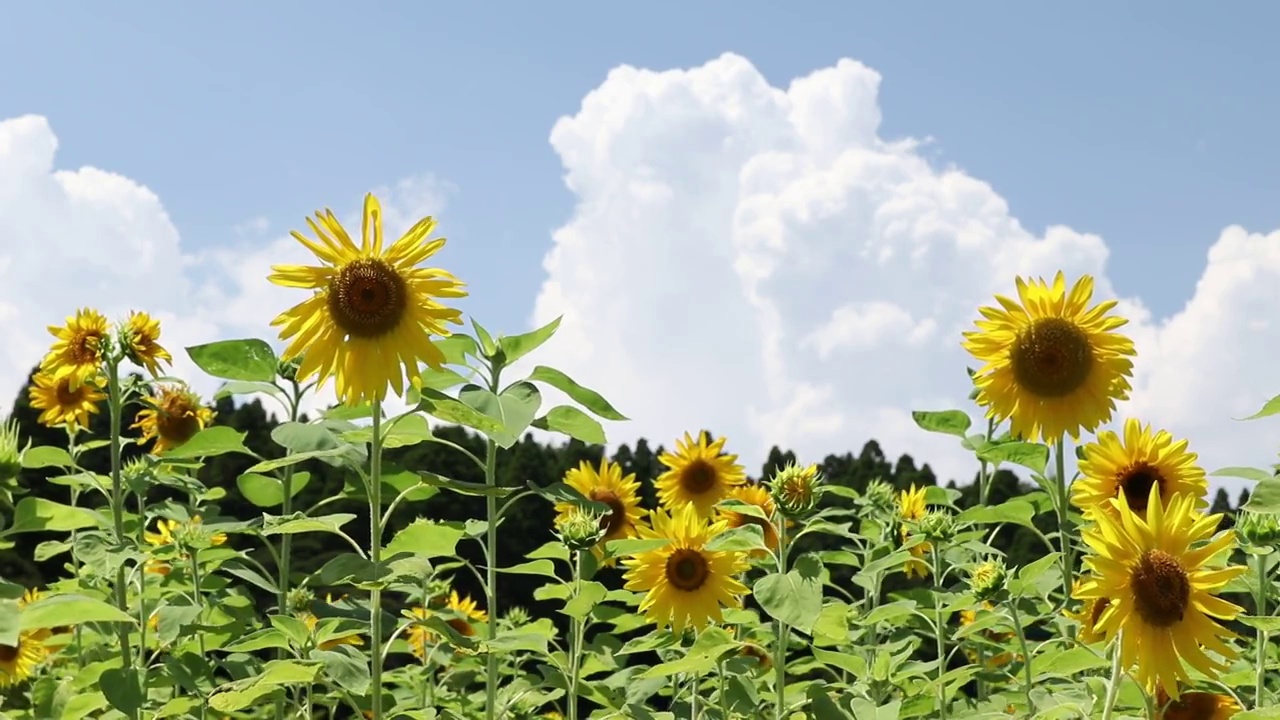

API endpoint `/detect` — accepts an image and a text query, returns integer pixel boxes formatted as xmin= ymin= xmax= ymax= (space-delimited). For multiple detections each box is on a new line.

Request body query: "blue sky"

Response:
xmin=5 ymin=2 xmax=1279 ymax=334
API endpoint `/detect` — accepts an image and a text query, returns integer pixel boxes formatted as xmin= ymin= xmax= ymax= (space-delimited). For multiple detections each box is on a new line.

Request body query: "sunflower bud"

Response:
xmin=555 ymin=507 xmax=606 ymax=552
xmin=287 ymin=587 xmax=316 ymax=616
xmin=863 ymin=478 xmax=897 ymax=517
xmin=173 ymin=515 xmax=227 ymax=550
xmin=277 ymin=356 xmax=303 ymax=383
xmin=769 ymin=463 xmax=823 ymax=518
xmin=967 ymin=558 xmax=1008 ymax=602
xmin=1236 ymin=510 xmax=1280 ymax=549
xmin=918 ymin=509 xmax=956 ymax=544
xmin=504 ymin=606 xmax=532 ymax=628
xmin=0 ymin=416 xmax=23 ymax=486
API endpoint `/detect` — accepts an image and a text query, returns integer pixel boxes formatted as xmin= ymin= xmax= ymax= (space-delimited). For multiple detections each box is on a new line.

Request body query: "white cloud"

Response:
xmin=0 ymin=114 xmax=450 ymax=422
xmin=532 ymin=52 xmax=1280 ymax=494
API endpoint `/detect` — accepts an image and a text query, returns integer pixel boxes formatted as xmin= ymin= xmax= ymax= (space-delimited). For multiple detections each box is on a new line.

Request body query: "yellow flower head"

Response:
xmin=1153 ymin=687 xmax=1240 ymax=720
xmin=959 ymin=601 xmax=1018 ymax=668
xmin=1071 ymin=418 xmax=1208 ymax=522
xmin=133 ymin=384 xmax=215 ymax=454
xmin=1077 ymin=484 xmax=1245 ymax=699
xmin=719 ymin=483 xmax=779 ymax=556
xmin=655 ymin=431 xmax=746 ymax=518
xmin=28 ymin=370 xmax=105 ymax=431
xmin=121 ymin=310 xmax=172 ymax=377
xmin=963 ymin=272 xmax=1136 ymax=444
xmin=0 ymin=631 xmax=45 ymax=688
xmin=268 ymin=193 xmax=467 ymax=406
xmin=40 ymin=307 xmax=110 ymax=392
xmin=300 ymin=611 xmax=364 ymax=651
xmin=1065 ymin=578 xmax=1114 ymax=646
xmin=897 ymin=484 xmax=931 ymax=579
xmin=406 ymin=589 xmax=488 ymax=660
xmin=622 ymin=504 xmax=750 ymax=633
xmin=554 ymin=458 xmax=647 ymax=560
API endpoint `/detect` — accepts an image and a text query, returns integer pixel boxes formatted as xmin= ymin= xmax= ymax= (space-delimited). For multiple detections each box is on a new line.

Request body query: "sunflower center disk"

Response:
xmin=1010 ymin=317 xmax=1094 ymax=398
xmin=590 ymin=489 xmax=626 ymax=536
xmin=0 ymin=644 xmax=17 ymax=662
xmin=1089 ymin=597 xmax=1111 ymax=629
xmin=328 ymin=258 xmax=408 ymax=339
xmin=54 ymin=382 xmax=85 ymax=406
xmin=158 ymin=397 xmax=201 ymax=446
xmin=1119 ymin=463 xmax=1164 ymax=512
xmin=1131 ymin=550 xmax=1191 ymax=627
xmin=680 ymin=460 xmax=717 ymax=495
xmin=71 ymin=331 xmax=101 ymax=364
xmin=665 ymin=548 xmax=710 ymax=592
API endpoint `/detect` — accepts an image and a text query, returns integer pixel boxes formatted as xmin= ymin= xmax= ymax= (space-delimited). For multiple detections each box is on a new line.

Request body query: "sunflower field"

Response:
xmin=1 ymin=194 xmax=1278 ymax=720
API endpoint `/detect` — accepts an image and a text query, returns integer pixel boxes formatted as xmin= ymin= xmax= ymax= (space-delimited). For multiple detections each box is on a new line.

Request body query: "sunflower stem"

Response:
xmin=484 ymin=432 xmax=500 ymax=720
xmin=106 ymin=359 xmax=139 ymax=718
xmin=931 ymin=546 xmax=948 ymax=720
xmin=1008 ymin=600 xmax=1034 ymax=714
xmin=568 ymin=549 xmax=585 ymax=720
xmin=1254 ymin=552 xmax=1269 ymax=707
xmin=1054 ymin=436 xmax=1074 ymax=607
xmin=369 ymin=399 xmax=385 ymax=720
xmin=773 ymin=520 xmax=790 ymax=720
xmin=275 ymin=381 xmax=302 ymax=720
xmin=1099 ymin=636 xmax=1123 ymax=720
xmin=190 ymin=548 xmax=208 ymax=720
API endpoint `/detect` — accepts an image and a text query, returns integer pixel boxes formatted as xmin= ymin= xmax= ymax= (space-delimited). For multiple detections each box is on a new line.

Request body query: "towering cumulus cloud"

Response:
xmin=532 ymin=53 xmax=1280 ymax=487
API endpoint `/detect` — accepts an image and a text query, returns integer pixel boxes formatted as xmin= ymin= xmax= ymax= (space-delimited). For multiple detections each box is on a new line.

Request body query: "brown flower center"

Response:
xmin=328 ymin=258 xmax=407 ymax=339
xmin=54 ymin=379 xmax=88 ymax=406
xmin=665 ymin=548 xmax=710 ymax=592
xmin=1158 ymin=692 xmax=1227 ymax=720
xmin=1010 ymin=317 xmax=1094 ymax=398
xmin=1131 ymin=550 xmax=1190 ymax=627
xmin=1090 ymin=597 xmax=1111 ymax=629
xmin=1119 ymin=463 xmax=1165 ymax=513
xmin=679 ymin=459 xmax=718 ymax=495
xmin=447 ymin=617 xmax=474 ymax=637
xmin=70 ymin=329 xmax=104 ymax=365
xmin=0 ymin=643 xmax=17 ymax=662
xmin=589 ymin=489 xmax=627 ymax=537
xmin=156 ymin=391 xmax=202 ymax=446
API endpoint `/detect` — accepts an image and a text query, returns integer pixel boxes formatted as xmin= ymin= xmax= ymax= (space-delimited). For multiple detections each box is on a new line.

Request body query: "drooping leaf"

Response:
xmin=186 ymin=339 xmax=278 ymax=382
xmin=457 ymin=381 xmax=542 ymax=448
xmin=163 ymin=426 xmax=254 ymax=459
xmin=532 ymin=405 xmax=606 ymax=445
xmin=4 ymin=498 xmax=100 ymax=534
xmin=526 ymin=366 xmax=627 ymax=421
xmin=977 ymin=441 xmax=1049 ymax=475
xmin=21 ymin=594 xmax=136 ymax=630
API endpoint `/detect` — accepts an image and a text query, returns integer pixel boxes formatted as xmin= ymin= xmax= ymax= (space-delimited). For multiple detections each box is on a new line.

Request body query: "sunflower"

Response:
xmin=1154 ymin=687 xmax=1240 ymax=720
xmin=1071 ymin=418 xmax=1208 ymax=521
xmin=897 ymin=484 xmax=931 ymax=579
xmin=1075 ymin=484 xmax=1245 ymax=698
xmin=0 ymin=630 xmax=44 ymax=688
xmin=406 ymin=590 xmax=488 ymax=659
xmin=27 ymin=370 xmax=105 ymax=431
xmin=554 ymin=458 xmax=646 ymax=558
xmin=959 ymin=602 xmax=1018 ymax=668
xmin=301 ymin=613 xmax=364 ymax=651
xmin=622 ymin=504 xmax=750 ymax=633
xmin=40 ymin=307 xmax=109 ymax=392
xmin=268 ymin=193 xmax=467 ymax=406
xmin=654 ymin=431 xmax=746 ymax=517
xmin=719 ymin=483 xmax=779 ymax=556
xmin=133 ymin=384 xmax=216 ymax=454
xmin=962 ymin=272 xmax=1136 ymax=444
xmin=122 ymin=310 xmax=172 ymax=377
xmin=1064 ymin=578 xmax=1113 ymax=646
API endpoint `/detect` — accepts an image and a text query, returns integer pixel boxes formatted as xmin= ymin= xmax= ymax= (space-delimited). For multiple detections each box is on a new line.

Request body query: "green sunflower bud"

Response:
xmin=1237 ymin=510 xmax=1280 ymax=549
xmin=556 ymin=507 xmax=606 ymax=552
xmin=0 ymin=416 xmax=23 ymax=486
xmin=277 ymin=356 xmax=304 ymax=383
xmin=863 ymin=478 xmax=897 ymax=516
xmin=918 ymin=509 xmax=957 ymax=544
xmin=287 ymin=587 xmax=316 ymax=616
xmin=967 ymin=558 xmax=1008 ymax=602
xmin=769 ymin=462 xmax=824 ymax=518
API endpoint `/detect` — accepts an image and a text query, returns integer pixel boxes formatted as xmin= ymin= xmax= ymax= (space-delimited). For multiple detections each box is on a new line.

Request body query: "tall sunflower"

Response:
xmin=1071 ymin=418 xmax=1208 ymax=521
xmin=268 ymin=193 xmax=467 ymax=406
xmin=40 ymin=307 xmax=109 ymax=392
xmin=622 ymin=504 xmax=749 ymax=633
xmin=121 ymin=310 xmax=172 ymax=377
xmin=406 ymin=589 xmax=488 ymax=659
xmin=28 ymin=370 xmax=105 ymax=430
xmin=654 ymin=431 xmax=746 ymax=517
xmin=555 ymin=458 xmax=646 ymax=559
xmin=897 ymin=484 xmax=931 ymax=579
xmin=719 ymin=483 xmax=779 ymax=556
xmin=1075 ymin=484 xmax=1245 ymax=698
xmin=962 ymin=272 xmax=1136 ymax=444
xmin=133 ymin=384 xmax=216 ymax=454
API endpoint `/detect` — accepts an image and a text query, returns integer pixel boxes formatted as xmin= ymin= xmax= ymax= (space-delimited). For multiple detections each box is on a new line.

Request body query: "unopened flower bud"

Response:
xmin=287 ymin=587 xmax=316 ymax=616
xmin=863 ymin=478 xmax=897 ymax=516
xmin=919 ymin=509 xmax=956 ymax=544
xmin=1237 ymin=510 xmax=1280 ymax=549
xmin=769 ymin=463 xmax=823 ymax=518
xmin=556 ymin=507 xmax=606 ymax=552
xmin=967 ymin=558 xmax=1008 ymax=602
xmin=504 ymin=606 xmax=532 ymax=628
xmin=278 ymin=356 xmax=304 ymax=383
xmin=0 ymin=416 xmax=23 ymax=485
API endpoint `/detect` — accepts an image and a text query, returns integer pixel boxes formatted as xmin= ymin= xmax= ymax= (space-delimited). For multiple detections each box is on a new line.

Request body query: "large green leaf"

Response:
xmin=532 ymin=405 xmax=606 ymax=444
xmin=3 ymin=497 xmax=100 ymax=534
xmin=262 ymin=513 xmax=357 ymax=537
xmin=910 ymin=410 xmax=971 ymax=437
xmin=498 ymin=316 xmax=562 ymax=366
xmin=753 ymin=554 xmax=824 ymax=634
xmin=164 ymin=426 xmax=255 ymax=459
xmin=186 ymin=339 xmax=278 ymax=382
xmin=457 ymin=381 xmax=542 ymax=448
xmin=433 ymin=335 xmax=479 ymax=366
xmin=21 ymin=594 xmax=135 ymax=630
xmin=1239 ymin=394 xmax=1280 ymax=421
xmin=977 ymin=441 xmax=1049 ymax=475
xmin=956 ymin=499 xmax=1037 ymax=529
xmin=417 ymin=388 xmax=505 ymax=435
xmin=21 ymin=446 xmax=76 ymax=469
xmin=236 ymin=472 xmax=313 ymax=509
xmin=1244 ymin=478 xmax=1280 ymax=514
xmin=385 ymin=520 xmax=465 ymax=559
xmin=526 ymin=366 xmax=627 ymax=421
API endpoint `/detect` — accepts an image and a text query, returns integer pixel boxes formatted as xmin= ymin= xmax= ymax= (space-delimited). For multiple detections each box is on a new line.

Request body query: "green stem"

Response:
xmin=1255 ymin=553 xmax=1269 ymax=706
xmin=1008 ymin=601 xmax=1035 ymax=714
xmin=190 ymin=548 xmax=208 ymax=720
xmin=689 ymin=669 xmax=698 ymax=719
xmin=1099 ymin=637 xmax=1123 ymax=720
xmin=370 ymin=399 xmax=385 ymax=719
xmin=106 ymin=361 xmax=137 ymax=715
xmin=568 ymin=550 xmax=584 ymax=720
xmin=1054 ymin=437 xmax=1074 ymax=605
xmin=978 ymin=419 xmax=996 ymax=507
xmin=275 ymin=385 xmax=302 ymax=720
xmin=773 ymin=521 xmax=790 ymax=720
xmin=718 ymin=658 xmax=727 ymax=716
xmin=484 ymin=436 xmax=499 ymax=720
xmin=931 ymin=548 xmax=948 ymax=720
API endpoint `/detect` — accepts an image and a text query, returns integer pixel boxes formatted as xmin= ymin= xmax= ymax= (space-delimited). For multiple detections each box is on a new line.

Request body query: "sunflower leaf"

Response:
xmin=1238 ymin=393 xmax=1280 ymax=421
xmin=186 ymin=339 xmax=278 ymax=382
xmin=910 ymin=410 xmax=971 ymax=437
xmin=417 ymin=387 xmax=506 ymax=437
xmin=1211 ymin=466 xmax=1275 ymax=483
xmin=531 ymin=405 xmax=607 ymax=445
xmin=1243 ymin=477 xmax=1280 ymax=514
xmin=21 ymin=445 xmax=75 ymax=469
xmin=3 ymin=497 xmax=101 ymax=535
xmin=498 ymin=316 xmax=563 ymax=367
xmin=385 ymin=519 xmax=465 ymax=559
xmin=471 ymin=319 xmax=499 ymax=358
xmin=976 ymin=441 xmax=1049 ymax=475
xmin=20 ymin=593 xmax=136 ymax=631
xmin=526 ymin=366 xmax=628 ymax=421
xmin=754 ymin=554 xmax=824 ymax=634
xmin=433 ymin=335 xmax=479 ymax=366
xmin=164 ymin=426 xmax=254 ymax=460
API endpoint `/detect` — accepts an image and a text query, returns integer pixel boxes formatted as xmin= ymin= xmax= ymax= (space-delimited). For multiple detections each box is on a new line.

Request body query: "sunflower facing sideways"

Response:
xmin=28 ymin=370 xmax=105 ymax=431
xmin=40 ymin=307 xmax=109 ymax=392
xmin=1074 ymin=484 xmax=1245 ymax=698
xmin=963 ymin=272 xmax=1136 ymax=444
xmin=554 ymin=458 xmax=647 ymax=559
xmin=1071 ymin=418 xmax=1208 ymax=521
xmin=718 ymin=482 xmax=779 ymax=556
xmin=655 ymin=431 xmax=747 ymax=518
xmin=897 ymin=484 xmax=931 ymax=580
xmin=121 ymin=310 xmax=172 ymax=377
xmin=268 ymin=193 xmax=467 ymax=407
xmin=406 ymin=590 xmax=489 ymax=660
xmin=622 ymin=503 xmax=750 ymax=633
xmin=133 ymin=384 xmax=216 ymax=454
